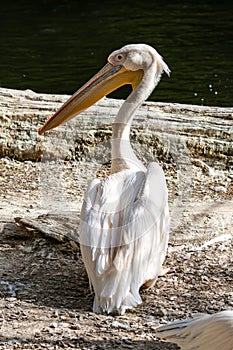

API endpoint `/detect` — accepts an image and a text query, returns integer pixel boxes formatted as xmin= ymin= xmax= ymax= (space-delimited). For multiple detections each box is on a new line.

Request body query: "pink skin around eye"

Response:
xmin=108 ymin=52 xmax=125 ymax=66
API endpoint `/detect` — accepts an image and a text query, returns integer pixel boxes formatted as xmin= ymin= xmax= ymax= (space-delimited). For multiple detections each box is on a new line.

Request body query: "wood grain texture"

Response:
xmin=0 ymin=87 xmax=232 ymax=166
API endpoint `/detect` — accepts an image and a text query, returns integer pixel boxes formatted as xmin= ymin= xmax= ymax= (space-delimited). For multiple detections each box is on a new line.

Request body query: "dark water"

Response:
xmin=1 ymin=1 xmax=233 ymax=106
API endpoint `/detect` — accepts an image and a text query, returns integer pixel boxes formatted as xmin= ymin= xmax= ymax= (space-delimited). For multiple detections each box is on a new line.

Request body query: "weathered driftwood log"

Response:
xmin=0 ymin=87 xmax=232 ymax=166
xmin=15 ymin=214 xmax=79 ymax=243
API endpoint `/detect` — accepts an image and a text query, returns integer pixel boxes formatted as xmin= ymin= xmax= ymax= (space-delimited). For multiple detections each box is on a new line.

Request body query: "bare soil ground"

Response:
xmin=0 ymin=157 xmax=232 ymax=349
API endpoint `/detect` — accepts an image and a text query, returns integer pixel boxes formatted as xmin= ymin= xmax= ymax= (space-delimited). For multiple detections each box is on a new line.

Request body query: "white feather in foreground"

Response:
xmin=155 ymin=310 xmax=233 ymax=350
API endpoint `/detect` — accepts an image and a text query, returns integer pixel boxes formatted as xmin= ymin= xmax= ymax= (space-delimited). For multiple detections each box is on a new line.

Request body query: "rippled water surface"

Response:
xmin=1 ymin=1 xmax=232 ymax=106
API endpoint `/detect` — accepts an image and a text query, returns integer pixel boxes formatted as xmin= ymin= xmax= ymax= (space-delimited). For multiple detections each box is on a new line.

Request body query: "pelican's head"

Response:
xmin=109 ymin=44 xmax=170 ymax=75
xmin=38 ymin=43 xmax=170 ymax=134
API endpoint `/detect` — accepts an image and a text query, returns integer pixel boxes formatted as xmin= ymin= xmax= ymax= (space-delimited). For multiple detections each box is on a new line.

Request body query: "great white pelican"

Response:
xmin=155 ymin=310 xmax=233 ymax=349
xmin=39 ymin=43 xmax=170 ymax=315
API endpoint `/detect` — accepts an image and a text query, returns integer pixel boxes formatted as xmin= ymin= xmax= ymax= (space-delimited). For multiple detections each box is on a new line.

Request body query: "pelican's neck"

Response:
xmin=111 ymin=70 xmax=155 ymax=174
xmin=111 ymin=101 xmax=143 ymax=173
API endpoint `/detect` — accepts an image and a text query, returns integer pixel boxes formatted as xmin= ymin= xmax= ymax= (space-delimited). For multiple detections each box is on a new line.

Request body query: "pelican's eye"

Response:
xmin=108 ymin=52 xmax=126 ymax=66
xmin=115 ymin=53 xmax=124 ymax=61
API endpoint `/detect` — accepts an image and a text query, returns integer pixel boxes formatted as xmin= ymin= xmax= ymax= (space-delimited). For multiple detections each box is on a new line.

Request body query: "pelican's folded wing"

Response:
xmin=79 ymin=162 xmax=169 ymax=314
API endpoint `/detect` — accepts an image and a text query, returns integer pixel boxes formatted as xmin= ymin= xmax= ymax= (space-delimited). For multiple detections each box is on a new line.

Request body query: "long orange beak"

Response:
xmin=38 ymin=63 xmax=143 ymax=134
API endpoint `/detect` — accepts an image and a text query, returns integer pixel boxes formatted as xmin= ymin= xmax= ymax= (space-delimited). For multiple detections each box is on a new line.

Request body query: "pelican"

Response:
xmin=155 ymin=310 xmax=233 ymax=350
xmin=39 ymin=43 xmax=170 ymax=314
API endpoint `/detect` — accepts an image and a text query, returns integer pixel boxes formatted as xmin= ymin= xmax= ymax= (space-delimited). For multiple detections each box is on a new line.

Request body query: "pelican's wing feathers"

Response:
xmin=155 ymin=310 xmax=233 ymax=350
xmin=80 ymin=162 xmax=169 ymax=314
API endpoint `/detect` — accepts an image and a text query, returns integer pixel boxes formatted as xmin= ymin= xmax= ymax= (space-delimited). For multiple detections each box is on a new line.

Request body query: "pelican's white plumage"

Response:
xmin=39 ymin=43 xmax=170 ymax=314
xmin=155 ymin=310 xmax=233 ymax=350
xmin=80 ymin=163 xmax=169 ymax=314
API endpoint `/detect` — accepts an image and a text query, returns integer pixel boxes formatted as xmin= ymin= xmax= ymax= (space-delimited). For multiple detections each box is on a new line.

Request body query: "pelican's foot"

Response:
xmin=141 ymin=266 xmax=170 ymax=290
xmin=141 ymin=278 xmax=157 ymax=290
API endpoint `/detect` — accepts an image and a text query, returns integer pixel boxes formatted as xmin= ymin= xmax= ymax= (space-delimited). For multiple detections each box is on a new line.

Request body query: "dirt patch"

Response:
xmin=0 ymin=158 xmax=232 ymax=349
